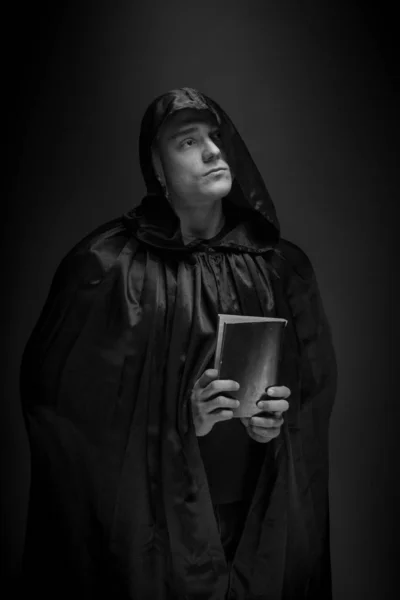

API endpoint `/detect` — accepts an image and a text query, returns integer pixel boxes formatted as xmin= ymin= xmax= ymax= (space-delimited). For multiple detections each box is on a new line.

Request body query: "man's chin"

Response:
xmin=201 ymin=180 xmax=232 ymax=200
xmin=172 ymin=181 xmax=232 ymax=206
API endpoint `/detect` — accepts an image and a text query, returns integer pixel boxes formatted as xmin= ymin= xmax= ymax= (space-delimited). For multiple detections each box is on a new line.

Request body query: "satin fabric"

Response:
xmin=20 ymin=88 xmax=337 ymax=599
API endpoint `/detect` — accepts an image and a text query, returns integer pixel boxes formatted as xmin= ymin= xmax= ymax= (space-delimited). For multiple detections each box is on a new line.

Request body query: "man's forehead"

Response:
xmin=160 ymin=109 xmax=219 ymax=138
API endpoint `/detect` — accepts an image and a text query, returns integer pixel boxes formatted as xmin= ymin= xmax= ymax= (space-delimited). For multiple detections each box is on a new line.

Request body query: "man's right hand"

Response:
xmin=190 ymin=369 xmax=240 ymax=436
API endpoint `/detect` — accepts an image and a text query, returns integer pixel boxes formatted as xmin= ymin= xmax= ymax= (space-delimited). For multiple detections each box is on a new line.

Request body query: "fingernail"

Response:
xmin=267 ymin=387 xmax=277 ymax=395
xmin=256 ymin=400 xmax=264 ymax=408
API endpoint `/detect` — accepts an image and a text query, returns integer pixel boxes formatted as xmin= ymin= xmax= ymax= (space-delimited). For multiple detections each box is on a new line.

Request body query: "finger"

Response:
xmin=251 ymin=416 xmax=284 ymax=428
xmin=195 ymin=369 xmax=219 ymax=390
xmin=256 ymin=399 xmax=289 ymax=413
xmin=205 ymin=396 xmax=240 ymax=414
xmin=202 ymin=379 xmax=240 ymax=401
xmin=266 ymin=386 xmax=291 ymax=399
xmin=251 ymin=426 xmax=280 ymax=439
xmin=211 ymin=409 xmax=234 ymax=422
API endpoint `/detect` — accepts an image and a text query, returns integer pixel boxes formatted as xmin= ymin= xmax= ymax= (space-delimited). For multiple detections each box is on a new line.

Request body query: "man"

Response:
xmin=20 ymin=87 xmax=337 ymax=599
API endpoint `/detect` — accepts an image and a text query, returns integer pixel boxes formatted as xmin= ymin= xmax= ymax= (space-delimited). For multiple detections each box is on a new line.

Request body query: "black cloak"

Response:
xmin=20 ymin=88 xmax=337 ymax=600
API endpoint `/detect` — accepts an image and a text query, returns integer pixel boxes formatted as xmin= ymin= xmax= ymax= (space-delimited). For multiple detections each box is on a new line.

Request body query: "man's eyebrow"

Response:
xmin=168 ymin=126 xmax=198 ymax=140
xmin=168 ymin=124 xmax=220 ymax=140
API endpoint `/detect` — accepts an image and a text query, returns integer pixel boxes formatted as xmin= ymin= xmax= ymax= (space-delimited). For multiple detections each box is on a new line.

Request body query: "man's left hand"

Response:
xmin=240 ymin=386 xmax=291 ymax=443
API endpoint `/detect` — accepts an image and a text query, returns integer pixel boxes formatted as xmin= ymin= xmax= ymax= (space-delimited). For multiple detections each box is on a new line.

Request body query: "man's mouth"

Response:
xmin=204 ymin=167 xmax=227 ymax=176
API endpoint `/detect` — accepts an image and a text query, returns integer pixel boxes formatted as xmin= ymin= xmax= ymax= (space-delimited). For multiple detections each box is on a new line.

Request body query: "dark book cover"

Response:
xmin=214 ymin=315 xmax=287 ymax=418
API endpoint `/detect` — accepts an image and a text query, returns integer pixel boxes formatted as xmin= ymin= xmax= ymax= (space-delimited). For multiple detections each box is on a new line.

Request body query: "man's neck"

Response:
xmin=171 ymin=198 xmax=225 ymax=244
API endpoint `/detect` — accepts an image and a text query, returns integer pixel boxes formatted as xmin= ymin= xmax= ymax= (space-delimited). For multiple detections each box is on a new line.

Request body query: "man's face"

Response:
xmin=153 ymin=109 xmax=233 ymax=206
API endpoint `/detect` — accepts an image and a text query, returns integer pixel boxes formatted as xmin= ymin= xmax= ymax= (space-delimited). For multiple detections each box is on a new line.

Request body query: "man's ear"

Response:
xmin=151 ymin=146 xmax=166 ymax=186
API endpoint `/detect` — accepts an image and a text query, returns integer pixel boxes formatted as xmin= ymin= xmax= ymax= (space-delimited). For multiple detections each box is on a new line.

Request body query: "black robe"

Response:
xmin=20 ymin=88 xmax=337 ymax=599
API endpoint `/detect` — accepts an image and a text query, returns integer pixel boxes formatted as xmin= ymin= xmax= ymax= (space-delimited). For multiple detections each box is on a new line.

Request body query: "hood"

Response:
xmin=124 ymin=87 xmax=280 ymax=254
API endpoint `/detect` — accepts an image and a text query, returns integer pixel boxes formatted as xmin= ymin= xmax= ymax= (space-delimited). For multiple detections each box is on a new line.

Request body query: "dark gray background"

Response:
xmin=3 ymin=1 xmax=398 ymax=598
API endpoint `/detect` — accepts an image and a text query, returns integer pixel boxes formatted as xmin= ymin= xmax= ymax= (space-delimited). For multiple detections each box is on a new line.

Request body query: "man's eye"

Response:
xmin=181 ymin=139 xmax=195 ymax=148
xmin=211 ymin=131 xmax=222 ymax=141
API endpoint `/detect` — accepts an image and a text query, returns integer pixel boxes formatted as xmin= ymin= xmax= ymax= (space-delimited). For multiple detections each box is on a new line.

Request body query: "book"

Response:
xmin=213 ymin=314 xmax=288 ymax=418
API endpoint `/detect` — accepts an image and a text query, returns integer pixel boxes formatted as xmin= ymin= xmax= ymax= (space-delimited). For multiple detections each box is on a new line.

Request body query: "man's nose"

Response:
xmin=203 ymin=139 xmax=221 ymax=162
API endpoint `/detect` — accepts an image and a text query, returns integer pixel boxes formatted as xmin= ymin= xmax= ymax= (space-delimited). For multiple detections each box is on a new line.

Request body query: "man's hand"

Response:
xmin=240 ymin=386 xmax=290 ymax=443
xmin=191 ymin=369 xmax=240 ymax=437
